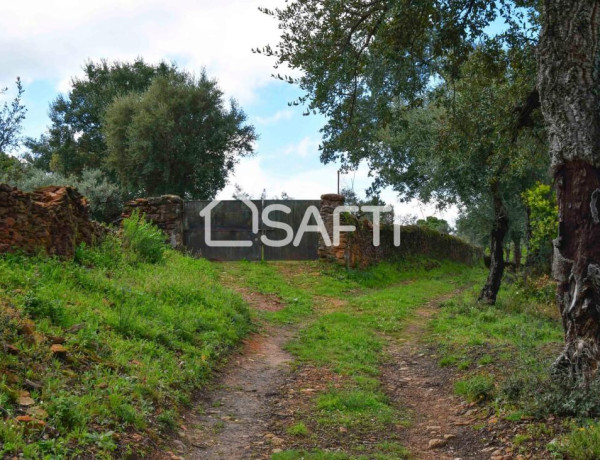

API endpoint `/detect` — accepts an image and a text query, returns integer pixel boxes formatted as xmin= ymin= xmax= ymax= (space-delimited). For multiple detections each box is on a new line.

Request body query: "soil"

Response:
xmin=163 ymin=281 xmax=295 ymax=460
xmin=163 ymin=286 xmax=546 ymax=460
xmin=382 ymin=293 xmax=505 ymax=460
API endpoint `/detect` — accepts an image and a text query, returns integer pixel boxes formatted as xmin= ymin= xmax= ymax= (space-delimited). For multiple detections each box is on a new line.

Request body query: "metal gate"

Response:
xmin=184 ymin=200 xmax=321 ymax=261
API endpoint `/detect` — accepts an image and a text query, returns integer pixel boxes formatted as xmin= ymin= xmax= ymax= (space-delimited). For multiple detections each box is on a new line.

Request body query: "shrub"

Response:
xmin=0 ymin=165 xmax=123 ymax=222
xmin=121 ymin=211 xmax=167 ymax=264
xmin=74 ymin=236 xmax=123 ymax=268
xmin=499 ymin=365 xmax=600 ymax=418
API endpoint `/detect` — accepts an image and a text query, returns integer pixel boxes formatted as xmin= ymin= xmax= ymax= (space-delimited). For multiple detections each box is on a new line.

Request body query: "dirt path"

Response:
xmin=165 ymin=283 xmax=295 ymax=460
xmin=382 ymin=292 xmax=510 ymax=460
xmin=165 ymin=275 xmax=510 ymax=460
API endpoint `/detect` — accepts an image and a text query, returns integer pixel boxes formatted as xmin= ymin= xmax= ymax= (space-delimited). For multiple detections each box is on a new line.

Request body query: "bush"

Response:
xmin=74 ymin=236 xmax=123 ymax=268
xmin=0 ymin=165 xmax=123 ymax=222
xmin=121 ymin=211 xmax=167 ymax=264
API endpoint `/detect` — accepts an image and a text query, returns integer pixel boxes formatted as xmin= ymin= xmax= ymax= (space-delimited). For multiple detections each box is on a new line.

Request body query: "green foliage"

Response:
xmin=121 ymin=210 xmax=168 ymax=264
xmin=262 ymin=2 xmax=547 ymax=302
xmin=104 ymin=73 xmax=255 ymax=199
xmin=340 ymin=187 xmax=394 ymax=224
xmin=0 ymin=78 xmax=26 ymax=153
xmin=551 ymin=422 xmax=600 ymax=460
xmin=271 ymin=450 xmax=357 ymax=460
xmin=416 ymin=216 xmax=452 ymax=234
xmin=22 ymin=293 xmax=66 ymax=326
xmin=0 ymin=164 xmax=123 ymax=223
xmin=454 ymin=375 xmax=496 ymax=402
xmin=286 ymin=422 xmax=309 ymax=437
xmin=0 ymin=152 xmax=21 ymax=173
xmin=260 ymin=1 xmax=538 ymax=165
xmin=25 ymin=59 xmax=181 ymax=175
xmin=0 ymin=243 xmax=250 ymax=457
xmin=522 ymin=182 xmax=558 ymax=255
xmin=72 ymin=169 xmax=124 ymax=223
xmin=424 ymin=277 xmax=600 ymax=420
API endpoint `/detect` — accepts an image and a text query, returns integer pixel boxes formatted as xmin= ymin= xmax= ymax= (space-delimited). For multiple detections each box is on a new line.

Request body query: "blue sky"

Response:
xmin=1 ymin=0 xmax=457 ymax=223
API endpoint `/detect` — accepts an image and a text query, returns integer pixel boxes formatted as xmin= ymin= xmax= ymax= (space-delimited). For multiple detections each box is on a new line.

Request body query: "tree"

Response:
xmin=0 ymin=152 xmax=21 ymax=173
xmin=376 ymin=45 xmax=546 ymax=303
xmin=104 ymin=73 xmax=256 ymax=199
xmin=0 ymin=78 xmax=26 ymax=153
xmin=340 ymin=186 xmax=395 ymax=224
xmin=25 ymin=59 xmax=181 ymax=176
xmin=416 ymin=216 xmax=452 ymax=235
xmin=263 ymin=0 xmax=600 ymax=380
xmin=260 ymin=1 xmax=545 ymax=305
xmin=522 ymin=182 xmax=557 ymax=270
xmin=537 ymin=1 xmax=600 ymax=381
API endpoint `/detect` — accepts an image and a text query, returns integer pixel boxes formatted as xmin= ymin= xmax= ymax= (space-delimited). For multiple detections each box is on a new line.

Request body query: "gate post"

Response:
xmin=122 ymin=195 xmax=184 ymax=249
xmin=318 ymin=193 xmax=346 ymax=263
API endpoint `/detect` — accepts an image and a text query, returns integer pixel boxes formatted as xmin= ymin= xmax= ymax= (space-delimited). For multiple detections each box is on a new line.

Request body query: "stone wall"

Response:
xmin=122 ymin=195 xmax=184 ymax=248
xmin=0 ymin=184 xmax=105 ymax=258
xmin=318 ymin=193 xmax=482 ymax=268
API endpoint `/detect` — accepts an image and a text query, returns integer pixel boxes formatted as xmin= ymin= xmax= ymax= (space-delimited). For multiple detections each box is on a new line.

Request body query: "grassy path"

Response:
xmin=172 ymin=259 xmax=486 ymax=459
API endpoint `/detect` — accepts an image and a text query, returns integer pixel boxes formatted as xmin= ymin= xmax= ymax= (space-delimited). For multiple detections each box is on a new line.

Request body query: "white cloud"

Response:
xmin=282 ymin=136 xmax=320 ymax=158
xmin=218 ymin=157 xmax=460 ymax=225
xmin=254 ymin=109 xmax=294 ymax=125
xmin=0 ymin=0 xmax=285 ymax=104
xmin=1 ymin=0 xmax=461 ymax=226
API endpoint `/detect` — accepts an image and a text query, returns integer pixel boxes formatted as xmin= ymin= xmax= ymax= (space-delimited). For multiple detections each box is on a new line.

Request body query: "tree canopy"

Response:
xmin=25 ymin=59 xmax=181 ymax=175
xmin=416 ymin=216 xmax=452 ymax=235
xmin=104 ymin=73 xmax=256 ymax=199
xmin=0 ymin=78 xmax=26 ymax=154
xmin=259 ymin=0 xmax=545 ymax=304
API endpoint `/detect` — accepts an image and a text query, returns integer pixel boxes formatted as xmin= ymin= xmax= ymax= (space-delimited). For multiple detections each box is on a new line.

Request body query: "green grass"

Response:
xmin=271 ymin=444 xmax=410 ymax=460
xmin=423 ymin=275 xmax=600 ymax=426
xmin=0 ymin=236 xmax=250 ymax=457
xmin=271 ymin=450 xmax=358 ymax=460
xmin=286 ymin=422 xmax=309 ymax=437
xmin=550 ymin=422 xmax=600 ymax=459
xmin=454 ymin=374 xmax=496 ymax=402
xmin=220 ymin=258 xmax=484 ymax=459
xmin=220 ymin=260 xmax=315 ymax=323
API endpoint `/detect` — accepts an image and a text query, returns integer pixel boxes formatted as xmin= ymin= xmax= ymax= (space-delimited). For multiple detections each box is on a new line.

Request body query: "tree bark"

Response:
xmin=514 ymin=237 xmax=522 ymax=271
xmin=479 ymin=184 xmax=509 ymax=305
xmin=538 ymin=0 xmax=600 ymax=381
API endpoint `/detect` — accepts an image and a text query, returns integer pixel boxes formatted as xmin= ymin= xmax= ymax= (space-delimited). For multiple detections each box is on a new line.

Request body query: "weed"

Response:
xmin=551 ymin=422 xmax=600 ymax=460
xmin=454 ymin=375 xmax=496 ymax=402
xmin=286 ymin=422 xmax=309 ymax=437
xmin=157 ymin=410 xmax=178 ymax=430
xmin=0 ymin=242 xmax=250 ymax=457
xmin=121 ymin=210 xmax=168 ymax=264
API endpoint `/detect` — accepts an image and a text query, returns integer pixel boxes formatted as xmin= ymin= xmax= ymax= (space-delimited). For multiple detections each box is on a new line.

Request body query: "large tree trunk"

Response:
xmin=538 ymin=0 xmax=600 ymax=381
xmin=479 ymin=184 xmax=509 ymax=305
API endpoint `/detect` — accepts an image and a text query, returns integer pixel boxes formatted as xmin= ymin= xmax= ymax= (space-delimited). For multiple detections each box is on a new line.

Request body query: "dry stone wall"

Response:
xmin=317 ymin=193 xmax=482 ymax=268
xmin=0 ymin=184 xmax=105 ymax=258
xmin=121 ymin=195 xmax=184 ymax=248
